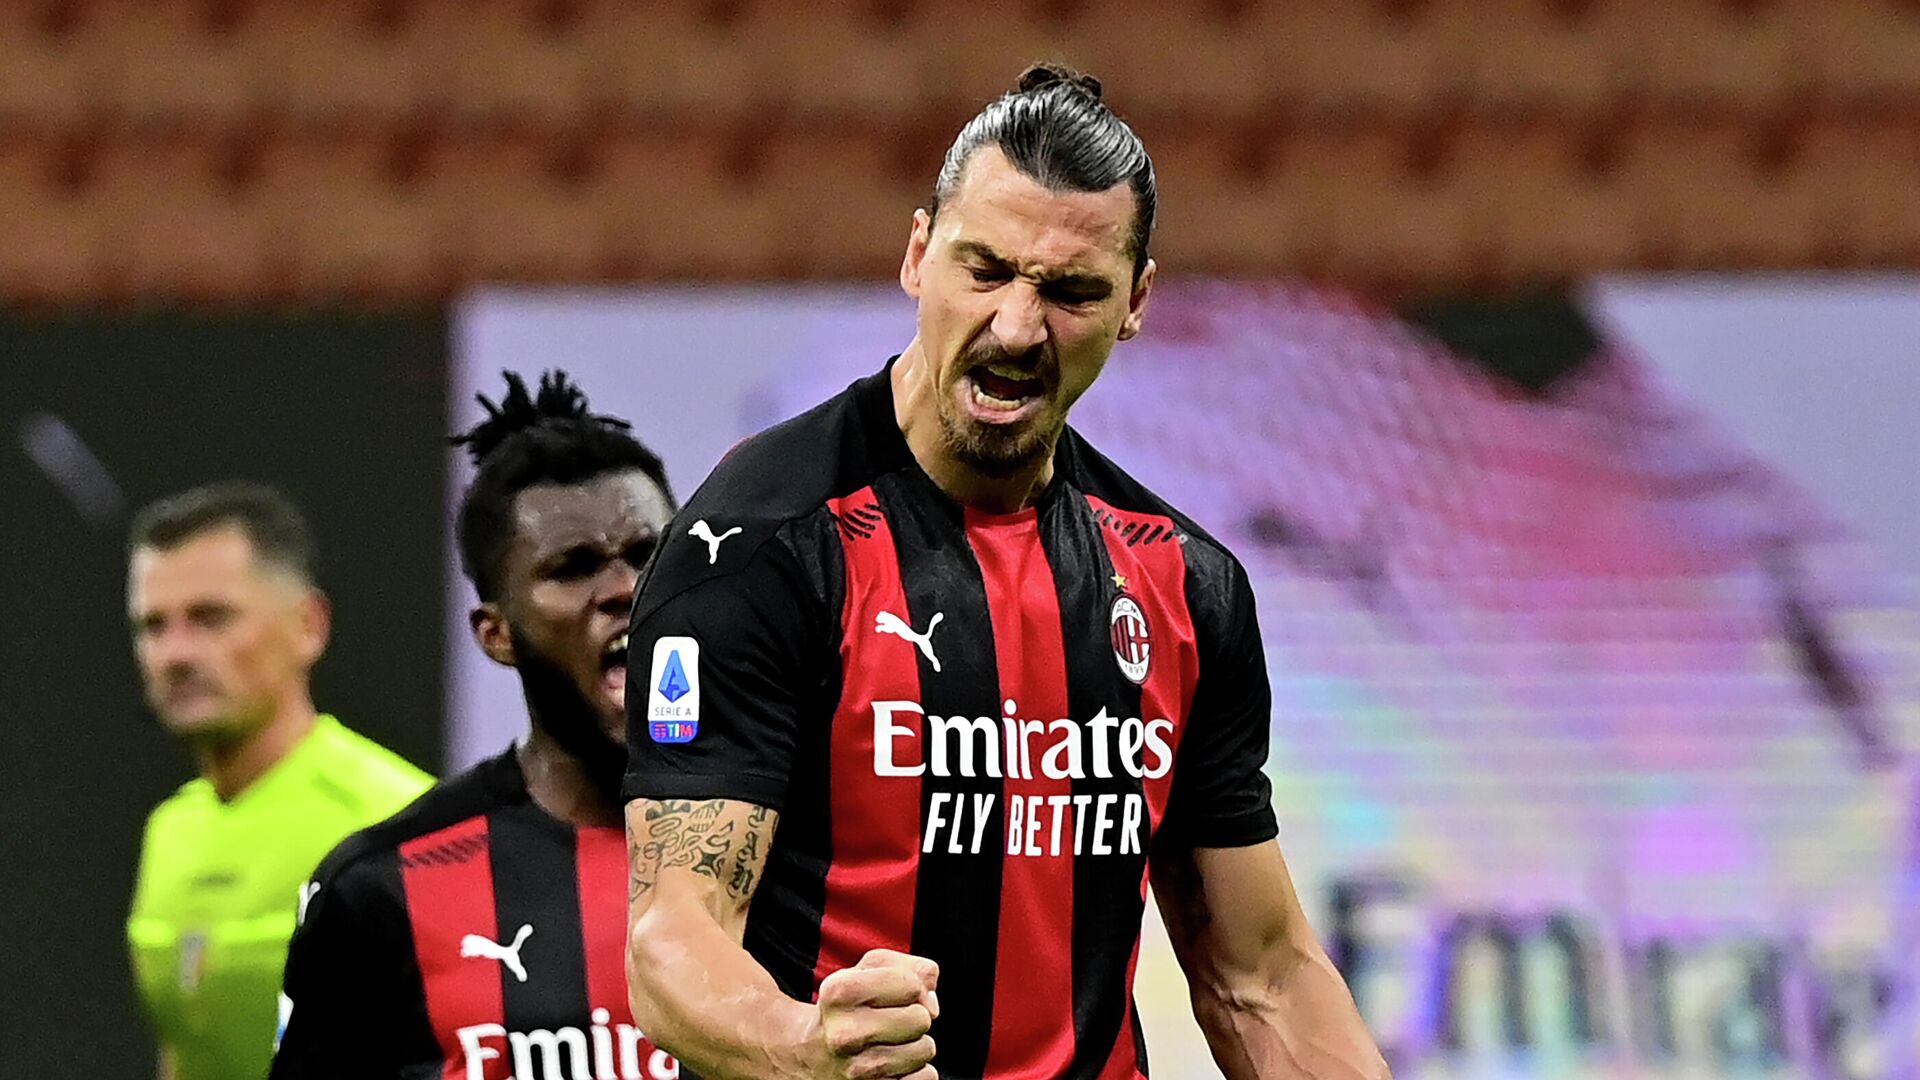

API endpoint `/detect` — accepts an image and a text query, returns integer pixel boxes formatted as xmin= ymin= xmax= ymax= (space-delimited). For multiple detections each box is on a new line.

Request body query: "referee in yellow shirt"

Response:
xmin=124 ymin=482 xmax=431 ymax=1080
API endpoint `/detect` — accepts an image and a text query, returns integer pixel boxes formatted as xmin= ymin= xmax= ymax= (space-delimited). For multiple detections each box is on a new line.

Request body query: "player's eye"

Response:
xmin=187 ymin=604 xmax=236 ymax=631
xmin=967 ymin=264 xmax=1012 ymax=286
xmin=621 ymin=540 xmax=658 ymax=569
xmin=1042 ymin=281 xmax=1110 ymax=306
xmin=548 ymin=549 xmax=602 ymax=580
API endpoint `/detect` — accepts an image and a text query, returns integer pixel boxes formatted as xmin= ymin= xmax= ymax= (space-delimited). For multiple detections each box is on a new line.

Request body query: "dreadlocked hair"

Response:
xmin=452 ymin=370 xmax=673 ymax=602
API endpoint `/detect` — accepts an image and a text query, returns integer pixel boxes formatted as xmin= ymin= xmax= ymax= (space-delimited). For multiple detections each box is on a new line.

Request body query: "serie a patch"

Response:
xmin=646 ymin=636 xmax=700 ymax=743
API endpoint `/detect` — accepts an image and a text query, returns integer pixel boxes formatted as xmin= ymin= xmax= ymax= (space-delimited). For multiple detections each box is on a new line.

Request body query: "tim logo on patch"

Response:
xmin=647 ymin=636 xmax=701 ymax=743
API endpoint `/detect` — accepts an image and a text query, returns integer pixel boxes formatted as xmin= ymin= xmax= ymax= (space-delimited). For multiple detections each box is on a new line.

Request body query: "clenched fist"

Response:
xmin=812 ymin=949 xmax=941 ymax=1079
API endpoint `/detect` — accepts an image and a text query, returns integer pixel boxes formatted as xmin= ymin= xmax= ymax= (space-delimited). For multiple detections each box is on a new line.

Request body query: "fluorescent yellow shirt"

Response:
xmin=127 ymin=715 xmax=432 ymax=1080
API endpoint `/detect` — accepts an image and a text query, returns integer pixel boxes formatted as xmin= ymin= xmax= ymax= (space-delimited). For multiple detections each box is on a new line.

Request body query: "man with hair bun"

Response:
xmin=624 ymin=65 xmax=1390 ymax=1079
xmin=273 ymin=371 xmax=679 ymax=1080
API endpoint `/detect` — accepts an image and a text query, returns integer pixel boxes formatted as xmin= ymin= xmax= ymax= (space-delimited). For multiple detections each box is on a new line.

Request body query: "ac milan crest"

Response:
xmin=1109 ymin=593 xmax=1151 ymax=684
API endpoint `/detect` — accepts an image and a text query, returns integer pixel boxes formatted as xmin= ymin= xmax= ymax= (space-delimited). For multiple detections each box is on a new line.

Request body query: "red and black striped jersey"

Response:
xmin=272 ymin=749 xmax=676 ymax=1080
xmin=624 ymin=363 xmax=1278 ymax=1080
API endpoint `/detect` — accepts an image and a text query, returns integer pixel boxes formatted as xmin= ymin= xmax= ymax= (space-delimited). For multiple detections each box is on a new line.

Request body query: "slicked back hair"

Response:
xmin=930 ymin=62 xmax=1156 ymax=280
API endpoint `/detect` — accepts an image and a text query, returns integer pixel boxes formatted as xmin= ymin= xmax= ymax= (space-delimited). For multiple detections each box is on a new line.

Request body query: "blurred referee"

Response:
xmin=124 ymin=482 xmax=432 ymax=1080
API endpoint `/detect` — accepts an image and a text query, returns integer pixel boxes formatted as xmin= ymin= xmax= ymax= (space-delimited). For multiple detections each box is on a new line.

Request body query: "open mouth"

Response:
xmin=963 ymin=363 xmax=1047 ymax=422
xmin=600 ymin=632 xmax=630 ymax=707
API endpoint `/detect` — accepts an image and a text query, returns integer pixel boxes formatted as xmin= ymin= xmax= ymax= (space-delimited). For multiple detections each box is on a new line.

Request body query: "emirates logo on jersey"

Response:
xmin=1109 ymin=594 xmax=1151 ymax=684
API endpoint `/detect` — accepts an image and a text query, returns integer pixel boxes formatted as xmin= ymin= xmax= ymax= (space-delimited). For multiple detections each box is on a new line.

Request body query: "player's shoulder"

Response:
xmin=1060 ymin=425 xmax=1244 ymax=587
xmin=309 ymin=717 xmax=434 ymax=802
xmin=690 ymin=369 xmax=885 ymax=518
xmin=637 ymin=366 xmax=893 ymax=617
xmin=143 ymin=776 xmax=216 ymax=839
xmin=307 ymin=750 xmax=514 ymax=891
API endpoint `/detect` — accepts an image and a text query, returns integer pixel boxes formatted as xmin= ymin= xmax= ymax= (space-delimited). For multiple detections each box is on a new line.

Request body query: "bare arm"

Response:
xmin=625 ymin=797 xmax=938 ymax=1080
xmin=625 ymin=797 xmax=812 ymax=1078
xmin=1152 ymin=842 xmax=1390 ymax=1080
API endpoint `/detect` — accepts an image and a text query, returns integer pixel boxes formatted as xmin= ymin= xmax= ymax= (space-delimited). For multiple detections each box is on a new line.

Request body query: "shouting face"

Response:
xmin=474 ymin=470 xmax=675 ymax=748
xmin=902 ymin=146 xmax=1155 ymax=478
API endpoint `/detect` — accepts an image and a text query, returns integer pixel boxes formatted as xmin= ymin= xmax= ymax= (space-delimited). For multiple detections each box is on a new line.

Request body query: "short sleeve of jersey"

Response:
xmin=623 ymin=531 xmax=825 ymax=811
xmin=270 ymin=849 xmax=436 ymax=1079
xmin=1157 ymin=559 xmax=1280 ymax=849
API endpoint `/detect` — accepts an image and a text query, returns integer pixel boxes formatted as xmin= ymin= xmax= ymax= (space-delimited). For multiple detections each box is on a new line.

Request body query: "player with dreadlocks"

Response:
xmin=272 ymin=370 xmax=682 ymax=1080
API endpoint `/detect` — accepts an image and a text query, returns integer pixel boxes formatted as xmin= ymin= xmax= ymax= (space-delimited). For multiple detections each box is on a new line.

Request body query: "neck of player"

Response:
xmin=192 ymin=694 xmax=317 ymax=802
xmin=893 ymin=343 xmax=1055 ymax=514
xmin=517 ymin=726 xmax=622 ymax=828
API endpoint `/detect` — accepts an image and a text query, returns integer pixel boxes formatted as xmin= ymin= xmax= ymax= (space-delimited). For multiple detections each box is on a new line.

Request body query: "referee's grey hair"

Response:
xmin=930 ymin=62 xmax=1156 ymax=280
xmin=129 ymin=481 xmax=317 ymax=584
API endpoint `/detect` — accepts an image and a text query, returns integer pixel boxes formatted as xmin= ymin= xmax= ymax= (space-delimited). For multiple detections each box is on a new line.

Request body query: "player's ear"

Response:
xmin=1117 ymin=257 xmax=1155 ymax=343
xmin=470 ymin=604 xmax=516 ymax=667
xmin=901 ymin=208 xmax=932 ymax=300
xmin=296 ymin=588 xmax=331 ymax=667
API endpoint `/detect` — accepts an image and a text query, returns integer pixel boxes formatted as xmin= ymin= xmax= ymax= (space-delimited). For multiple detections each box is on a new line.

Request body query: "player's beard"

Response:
xmin=510 ymin=627 xmax=626 ymax=803
xmin=939 ymin=342 xmax=1061 ymax=478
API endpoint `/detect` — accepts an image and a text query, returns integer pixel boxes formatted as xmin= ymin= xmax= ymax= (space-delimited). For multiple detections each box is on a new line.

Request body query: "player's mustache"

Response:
xmin=960 ymin=341 xmax=1053 ymax=383
xmin=162 ymin=667 xmax=220 ymax=696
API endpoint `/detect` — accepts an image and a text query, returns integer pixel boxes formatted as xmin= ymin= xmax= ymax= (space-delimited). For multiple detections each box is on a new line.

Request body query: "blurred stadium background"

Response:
xmin=3 ymin=1 xmax=1917 ymax=1077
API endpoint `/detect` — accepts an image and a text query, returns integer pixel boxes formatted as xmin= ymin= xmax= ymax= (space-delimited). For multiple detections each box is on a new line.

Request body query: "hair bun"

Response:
xmin=1017 ymin=62 xmax=1102 ymax=101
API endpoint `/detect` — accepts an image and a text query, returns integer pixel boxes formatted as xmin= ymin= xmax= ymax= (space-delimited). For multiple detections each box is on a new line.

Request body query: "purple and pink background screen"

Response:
xmin=451 ymin=279 xmax=1919 ymax=1079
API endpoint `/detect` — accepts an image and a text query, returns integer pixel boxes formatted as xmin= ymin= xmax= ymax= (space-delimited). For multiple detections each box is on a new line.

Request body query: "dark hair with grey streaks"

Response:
xmin=130 ymin=481 xmax=317 ymax=583
xmin=929 ymin=62 xmax=1156 ymax=280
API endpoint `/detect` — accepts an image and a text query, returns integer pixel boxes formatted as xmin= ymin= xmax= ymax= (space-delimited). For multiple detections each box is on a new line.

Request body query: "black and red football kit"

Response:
xmin=626 ymin=363 xmax=1277 ymax=1079
xmin=274 ymin=750 xmax=675 ymax=1079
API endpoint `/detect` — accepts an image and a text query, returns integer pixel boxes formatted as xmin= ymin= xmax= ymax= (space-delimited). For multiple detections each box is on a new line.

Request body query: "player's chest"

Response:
xmin=397 ymin=819 xmax=672 ymax=1080
xmin=831 ymin=489 xmax=1201 ymax=753
xmin=823 ymin=490 xmax=1201 ymax=869
xmin=129 ymin=850 xmax=304 ymax=1044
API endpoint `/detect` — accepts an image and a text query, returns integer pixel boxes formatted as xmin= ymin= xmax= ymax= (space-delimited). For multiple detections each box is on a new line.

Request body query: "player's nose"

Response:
xmin=989 ymin=283 xmax=1048 ymax=354
xmin=146 ymin=630 xmax=198 ymax=671
xmin=599 ymin=565 xmax=639 ymax=615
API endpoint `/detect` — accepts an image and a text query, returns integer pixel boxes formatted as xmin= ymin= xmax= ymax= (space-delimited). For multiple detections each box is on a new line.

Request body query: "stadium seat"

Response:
xmin=86 ymin=132 xmax=270 ymax=297
xmin=1056 ymin=3 xmax=1274 ymax=122
xmin=755 ymin=128 xmax=922 ymax=276
xmin=575 ymin=0 xmax=763 ymax=122
xmin=733 ymin=0 xmax=929 ymax=121
xmin=1798 ymin=116 xmax=1920 ymax=262
xmin=1252 ymin=0 xmax=1452 ymax=111
xmin=0 ymin=16 xmax=92 ymax=127
xmin=246 ymin=0 xmax=437 ymax=123
xmin=1438 ymin=0 xmax=1619 ymax=112
xmin=0 ymin=135 xmax=101 ymax=298
xmin=414 ymin=126 xmax=607 ymax=281
xmin=1452 ymin=120 xmax=1646 ymax=276
xmin=77 ymin=0 xmax=266 ymax=126
xmin=1622 ymin=0 xmax=1795 ymax=108
xmin=411 ymin=2 xmax=594 ymax=124
xmin=252 ymin=128 xmax=453 ymax=296
xmin=590 ymin=125 xmax=796 ymax=277
xmin=1783 ymin=0 xmax=1920 ymax=100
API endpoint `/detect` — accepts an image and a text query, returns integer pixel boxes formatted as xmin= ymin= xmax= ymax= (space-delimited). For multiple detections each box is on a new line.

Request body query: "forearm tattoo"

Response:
xmin=628 ymin=799 xmax=777 ymax=915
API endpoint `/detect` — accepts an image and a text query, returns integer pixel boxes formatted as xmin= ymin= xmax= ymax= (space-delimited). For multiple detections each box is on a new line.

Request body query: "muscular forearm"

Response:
xmin=625 ymin=796 xmax=828 ymax=1079
xmin=1190 ymin=941 xmax=1389 ymax=1080
xmin=627 ymin=890 xmax=820 ymax=1080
